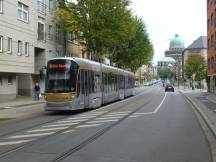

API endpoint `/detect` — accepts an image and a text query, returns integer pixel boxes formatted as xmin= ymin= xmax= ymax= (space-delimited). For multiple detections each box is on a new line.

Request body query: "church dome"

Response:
xmin=169 ymin=34 xmax=185 ymax=50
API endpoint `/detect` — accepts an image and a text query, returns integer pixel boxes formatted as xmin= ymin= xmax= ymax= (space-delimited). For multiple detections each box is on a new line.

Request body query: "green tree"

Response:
xmin=158 ymin=68 xmax=175 ymax=80
xmin=112 ymin=17 xmax=153 ymax=71
xmin=54 ymin=0 xmax=153 ymax=70
xmin=185 ymin=54 xmax=207 ymax=89
xmin=54 ymin=0 xmax=132 ymax=59
xmin=185 ymin=54 xmax=207 ymax=80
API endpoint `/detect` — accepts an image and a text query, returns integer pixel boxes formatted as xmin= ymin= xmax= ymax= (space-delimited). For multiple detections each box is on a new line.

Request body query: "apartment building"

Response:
xmin=207 ymin=0 xmax=216 ymax=93
xmin=0 ymin=0 xmax=65 ymax=101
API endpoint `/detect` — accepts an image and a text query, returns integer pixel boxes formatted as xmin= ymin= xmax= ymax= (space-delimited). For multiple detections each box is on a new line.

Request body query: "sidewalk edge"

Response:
xmin=180 ymin=91 xmax=216 ymax=138
xmin=0 ymin=101 xmax=45 ymax=109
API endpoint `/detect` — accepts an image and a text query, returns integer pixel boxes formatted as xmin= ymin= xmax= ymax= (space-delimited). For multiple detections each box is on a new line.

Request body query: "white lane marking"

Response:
xmin=27 ymin=127 xmax=68 ymax=133
xmin=109 ymin=111 xmax=131 ymax=114
xmin=76 ymin=124 xmax=102 ymax=128
xmin=103 ymin=114 xmax=128 ymax=117
xmin=56 ymin=119 xmax=87 ymax=124
xmin=134 ymin=112 xmax=153 ymax=115
xmin=78 ymin=115 xmax=97 ymax=117
xmin=61 ymin=129 xmax=75 ymax=134
xmin=87 ymin=119 xmax=118 ymax=124
xmin=153 ymin=92 xmax=167 ymax=113
xmin=8 ymin=132 xmax=55 ymax=139
xmin=129 ymin=115 xmax=143 ymax=118
xmin=0 ymin=139 xmax=34 ymax=146
xmin=66 ymin=116 xmax=94 ymax=120
xmin=42 ymin=123 xmax=79 ymax=128
xmin=88 ymin=111 xmax=108 ymax=114
xmin=97 ymin=116 xmax=122 ymax=120
xmin=128 ymin=92 xmax=167 ymax=116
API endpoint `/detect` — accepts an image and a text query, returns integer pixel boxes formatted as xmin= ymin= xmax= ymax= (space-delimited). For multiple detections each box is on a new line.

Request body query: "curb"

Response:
xmin=180 ymin=91 xmax=216 ymax=138
xmin=0 ymin=101 xmax=45 ymax=109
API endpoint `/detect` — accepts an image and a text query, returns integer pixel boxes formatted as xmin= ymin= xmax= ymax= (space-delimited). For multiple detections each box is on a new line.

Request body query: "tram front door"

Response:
xmin=81 ymin=70 xmax=89 ymax=107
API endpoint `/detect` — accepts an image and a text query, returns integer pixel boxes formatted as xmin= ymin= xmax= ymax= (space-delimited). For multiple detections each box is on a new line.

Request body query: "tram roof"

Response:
xmin=49 ymin=57 xmax=134 ymax=76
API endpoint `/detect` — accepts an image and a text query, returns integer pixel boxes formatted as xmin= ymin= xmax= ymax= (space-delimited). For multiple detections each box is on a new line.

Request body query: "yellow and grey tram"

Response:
xmin=44 ymin=57 xmax=135 ymax=111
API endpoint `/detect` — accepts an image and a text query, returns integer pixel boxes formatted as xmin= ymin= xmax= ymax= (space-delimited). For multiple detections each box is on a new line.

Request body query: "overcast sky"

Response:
xmin=130 ymin=0 xmax=207 ymax=65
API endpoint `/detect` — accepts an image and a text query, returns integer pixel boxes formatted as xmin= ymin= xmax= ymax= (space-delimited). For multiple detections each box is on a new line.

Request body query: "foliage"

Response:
xmin=54 ymin=0 xmax=153 ymax=70
xmin=185 ymin=54 xmax=207 ymax=81
xmin=112 ymin=17 xmax=153 ymax=71
xmin=158 ymin=68 xmax=175 ymax=80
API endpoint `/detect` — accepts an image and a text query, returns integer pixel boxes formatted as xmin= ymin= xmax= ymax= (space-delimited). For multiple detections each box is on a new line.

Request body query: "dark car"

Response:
xmin=165 ymin=84 xmax=174 ymax=92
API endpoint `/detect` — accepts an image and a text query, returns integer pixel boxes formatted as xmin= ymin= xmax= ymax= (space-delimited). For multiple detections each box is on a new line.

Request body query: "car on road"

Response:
xmin=165 ymin=84 xmax=174 ymax=92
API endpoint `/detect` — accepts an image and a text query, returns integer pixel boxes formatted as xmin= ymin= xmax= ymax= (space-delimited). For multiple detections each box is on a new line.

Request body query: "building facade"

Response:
xmin=207 ymin=0 xmax=216 ymax=93
xmin=165 ymin=34 xmax=185 ymax=80
xmin=0 ymin=0 xmax=65 ymax=101
xmin=183 ymin=36 xmax=207 ymax=89
xmin=157 ymin=57 xmax=176 ymax=80
xmin=0 ymin=0 xmax=111 ymax=101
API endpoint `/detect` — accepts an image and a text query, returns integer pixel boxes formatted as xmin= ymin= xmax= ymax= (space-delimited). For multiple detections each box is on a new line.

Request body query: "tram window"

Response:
xmin=88 ymin=70 xmax=95 ymax=93
xmin=90 ymin=71 xmax=95 ymax=93
xmin=102 ymin=73 xmax=105 ymax=92
xmin=120 ymin=75 xmax=125 ymax=89
xmin=85 ymin=71 xmax=88 ymax=94
xmin=76 ymin=71 xmax=80 ymax=96
xmin=103 ymin=73 xmax=108 ymax=92
xmin=81 ymin=70 xmax=85 ymax=94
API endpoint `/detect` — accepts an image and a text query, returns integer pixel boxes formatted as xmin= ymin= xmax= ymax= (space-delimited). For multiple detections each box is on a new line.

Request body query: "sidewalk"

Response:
xmin=179 ymin=86 xmax=216 ymax=138
xmin=0 ymin=96 xmax=45 ymax=110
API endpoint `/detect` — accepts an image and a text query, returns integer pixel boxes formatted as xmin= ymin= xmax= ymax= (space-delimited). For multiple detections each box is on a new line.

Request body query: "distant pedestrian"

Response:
xmin=34 ymin=82 xmax=40 ymax=100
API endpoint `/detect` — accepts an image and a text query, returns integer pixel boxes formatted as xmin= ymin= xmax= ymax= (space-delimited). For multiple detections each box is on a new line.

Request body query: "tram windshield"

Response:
xmin=45 ymin=59 xmax=78 ymax=93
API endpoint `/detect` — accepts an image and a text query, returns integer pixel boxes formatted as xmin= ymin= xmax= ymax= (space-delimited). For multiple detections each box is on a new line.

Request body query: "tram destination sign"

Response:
xmin=48 ymin=63 xmax=71 ymax=69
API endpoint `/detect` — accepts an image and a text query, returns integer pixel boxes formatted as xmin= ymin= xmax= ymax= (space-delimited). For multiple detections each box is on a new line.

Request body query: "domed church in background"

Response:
xmin=165 ymin=34 xmax=185 ymax=80
xmin=165 ymin=34 xmax=185 ymax=60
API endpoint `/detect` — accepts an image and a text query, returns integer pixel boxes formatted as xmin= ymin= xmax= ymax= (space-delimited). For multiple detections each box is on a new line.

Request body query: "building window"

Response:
xmin=18 ymin=40 xmax=22 ymax=55
xmin=0 ymin=76 xmax=2 ymax=86
xmin=55 ymin=28 xmax=60 ymax=42
xmin=8 ymin=76 xmax=13 ymax=85
xmin=215 ymin=57 xmax=216 ymax=71
xmin=208 ymin=19 xmax=210 ymax=29
xmin=0 ymin=0 xmax=3 ymax=13
xmin=68 ymin=32 xmax=74 ymax=42
xmin=208 ymin=58 xmax=210 ymax=69
xmin=211 ymin=35 xmax=214 ymax=48
xmin=211 ymin=14 xmax=214 ymax=26
xmin=211 ymin=57 xmax=214 ymax=69
xmin=37 ymin=0 xmax=46 ymax=15
xmin=7 ymin=37 xmax=12 ymax=54
xmin=25 ymin=42 xmax=29 ymax=56
xmin=18 ymin=2 xmax=29 ymax=22
xmin=48 ymin=25 xmax=53 ymax=40
xmin=49 ymin=0 xmax=54 ymax=12
xmin=0 ymin=35 xmax=3 ymax=53
xmin=38 ymin=21 xmax=45 ymax=41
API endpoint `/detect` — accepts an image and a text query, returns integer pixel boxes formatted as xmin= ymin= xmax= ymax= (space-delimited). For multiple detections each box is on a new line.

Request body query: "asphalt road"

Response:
xmin=0 ymin=85 xmax=212 ymax=162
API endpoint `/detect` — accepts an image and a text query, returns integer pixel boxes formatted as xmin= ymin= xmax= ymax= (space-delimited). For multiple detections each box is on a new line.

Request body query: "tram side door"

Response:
xmin=81 ymin=70 xmax=89 ymax=107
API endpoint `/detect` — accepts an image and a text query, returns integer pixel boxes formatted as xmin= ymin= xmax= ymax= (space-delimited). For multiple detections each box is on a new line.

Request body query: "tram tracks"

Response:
xmin=0 ymin=87 xmax=155 ymax=159
xmin=49 ymin=100 xmax=152 ymax=162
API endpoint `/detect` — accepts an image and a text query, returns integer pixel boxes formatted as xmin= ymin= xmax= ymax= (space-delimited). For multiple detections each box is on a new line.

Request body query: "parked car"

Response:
xmin=165 ymin=84 xmax=174 ymax=92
